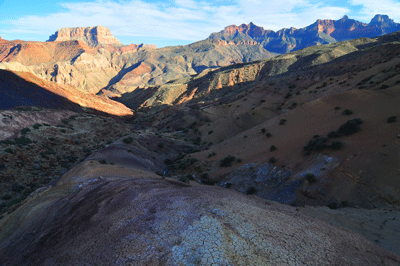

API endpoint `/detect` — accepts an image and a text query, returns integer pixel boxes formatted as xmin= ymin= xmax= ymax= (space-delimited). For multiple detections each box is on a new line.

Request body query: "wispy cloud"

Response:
xmin=349 ymin=0 xmax=400 ymax=21
xmin=1 ymin=0 xmax=391 ymax=47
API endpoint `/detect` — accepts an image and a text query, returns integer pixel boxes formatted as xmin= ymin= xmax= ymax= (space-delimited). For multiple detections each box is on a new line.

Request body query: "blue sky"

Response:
xmin=1 ymin=0 xmax=400 ymax=47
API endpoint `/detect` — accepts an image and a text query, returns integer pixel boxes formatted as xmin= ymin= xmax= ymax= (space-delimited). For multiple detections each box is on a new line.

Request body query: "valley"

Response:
xmin=1 ymin=15 xmax=400 ymax=265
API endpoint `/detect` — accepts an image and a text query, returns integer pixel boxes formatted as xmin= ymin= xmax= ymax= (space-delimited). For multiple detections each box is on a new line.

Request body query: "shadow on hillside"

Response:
xmin=0 ymin=70 xmax=132 ymax=119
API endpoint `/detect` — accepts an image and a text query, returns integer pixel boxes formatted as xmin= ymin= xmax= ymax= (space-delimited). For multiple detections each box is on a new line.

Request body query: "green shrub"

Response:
xmin=4 ymin=148 xmax=13 ymax=154
xmin=279 ymin=119 xmax=287 ymax=125
xmin=208 ymin=152 xmax=216 ymax=158
xmin=261 ymin=128 xmax=266 ymax=134
xmin=193 ymin=137 xmax=201 ymax=145
xmin=246 ymin=187 xmax=257 ymax=195
xmin=178 ymin=176 xmax=190 ymax=183
xmin=220 ymin=155 xmax=236 ymax=167
xmin=2 ymin=194 xmax=12 ymax=200
xmin=269 ymin=157 xmax=277 ymax=163
xmin=337 ymin=118 xmax=362 ymax=135
xmin=21 ymin=128 xmax=30 ymax=135
xmin=270 ymin=145 xmax=277 ymax=152
xmin=99 ymin=160 xmax=107 ymax=164
xmin=305 ymin=173 xmax=317 ymax=183
xmin=0 ymin=163 xmax=6 ymax=170
xmin=157 ymin=142 xmax=165 ymax=149
xmin=208 ymin=130 xmax=213 ymax=135
xmin=387 ymin=116 xmax=397 ymax=123
xmin=341 ymin=109 xmax=353 ymax=115
xmin=330 ymin=140 xmax=344 ymax=150
xmin=266 ymin=133 xmax=272 ymax=138
xmin=123 ymin=137 xmax=134 ymax=144
xmin=32 ymin=123 xmax=42 ymax=129
xmin=164 ymin=159 xmax=173 ymax=165
xmin=303 ymin=137 xmax=328 ymax=152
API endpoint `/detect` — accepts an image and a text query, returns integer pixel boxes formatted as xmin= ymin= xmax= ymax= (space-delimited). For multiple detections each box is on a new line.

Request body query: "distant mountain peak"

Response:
xmin=370 ymin=14 xmax=393 ymax=24
xmin=47 ymin=26 xmax=122 ymax=47
xmin=208 ymin=15 xmax=400 ymax=54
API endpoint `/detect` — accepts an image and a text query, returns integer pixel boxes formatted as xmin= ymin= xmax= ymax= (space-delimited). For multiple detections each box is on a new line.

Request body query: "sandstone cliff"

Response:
xmin=47 ymin=26 xmax=122 ymax=47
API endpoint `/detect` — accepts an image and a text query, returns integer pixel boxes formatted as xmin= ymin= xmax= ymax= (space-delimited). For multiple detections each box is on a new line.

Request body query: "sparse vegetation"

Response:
xmin=246 ymin=186 xmax=257 ymax=195
xmin=208 ymin=152 xmax=216 ymax=158
xmin=337 ymin=118 xmax=363 ymax=135
xmin=123 ymin=137 xmax=134 ymax=144
xmin=341 ymin=109 xmax=353 ymax=115
xmin=21 ymin=128 xmax=30 ymax=135
xmin=270 ymin=145 xmax=277 ymax=151
xmin=387 ymin=116 xmax=397 ymax=123
xmin=304 ymin=173 xmax=317 ymax=183
xmin=279 ymin=119 xmax=287 ymax=125
xmin=269 ymin=157 xmax=277 ymax=163
xmin=220 ymin=155 xmax=236 ymax=167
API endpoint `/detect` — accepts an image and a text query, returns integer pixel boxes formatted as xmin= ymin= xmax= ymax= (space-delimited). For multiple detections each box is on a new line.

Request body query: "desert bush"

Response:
xmin=269 ymin=157 xmax=277 ymax=163
xmin=304 ymin=173 xmax=317 ymax=183
xmin=270 ymin=145 xmax=277 ymax=151
xmin=327 ymin=131 xmax=341 ymax=138
xmin=334 ymin=106 xmax=341 ymax=110
xmin=208 ymin=130 xmax=213 ymax=135
xmin=341 ymin=109 xmax=353 ymax=115
xmin=164 ymin=159 xmax=173 ymax=165
xmin=246 ymin=187 xmax=257 ymax=195
xmin=21 ymin=128 xmax=30 ymax=135
xmin=2 ymin=194 xmax=12 ymax=200
xmin=380 ymin=84 xmax=389 ymax=90
xmin=12 ymin=184 xmax=25 ymax=193
xmin=279 ymin=119 xmax=287 ymax=125
xmin=4 ymin=148 xmax=13 ymax=154
xmin=337 ymin=118 xmax=362 ymax=135
xmin=0 ymin=163 xmax=6 ymax=170
xmin=330 ymin=140 xmax=344 ymax=150
xmin=157 ymin=142 xmax=165 ymax=149
xmin=192 ymin=137 xmax=201 ymax=145
xmin=220 ymin=155 xmax=236 ymax=167
xmin=178 ymin=176 xmax=190 ymax=183
xmin=266 ymin=132 xmax=272 ymax=138
xmin=387 ymin=116 xmax=397 ymax=123
xmin=99 ymin=160 xmax=107 ymax=164
xmin=303 ymin=137 xmax=328 ymax=152
xmin=123 ymin=137 xmax=134 ymax=144
xmin=208 ymin=152 xmax=216 ymax=158
xmin=32 ymin=123 xmax=42 ymax=129
xmin=261 ymin=128 xmax=267 ymax=134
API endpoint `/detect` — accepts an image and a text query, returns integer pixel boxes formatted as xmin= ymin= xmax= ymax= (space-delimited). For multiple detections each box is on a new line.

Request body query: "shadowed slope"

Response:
xmin=0 ymin=159 xmax=399 ymax=266
xmin=0 ymin=70 xmax=132 ymax=116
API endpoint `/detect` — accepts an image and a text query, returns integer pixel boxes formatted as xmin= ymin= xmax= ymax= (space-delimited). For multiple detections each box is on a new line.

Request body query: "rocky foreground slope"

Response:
xmin=0 ymin=144 xmax=399 ymax=265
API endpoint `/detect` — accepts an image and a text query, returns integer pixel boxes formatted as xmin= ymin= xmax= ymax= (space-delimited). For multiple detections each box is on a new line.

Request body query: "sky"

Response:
xmin=1 ymin=0 xmax=400 ymax=48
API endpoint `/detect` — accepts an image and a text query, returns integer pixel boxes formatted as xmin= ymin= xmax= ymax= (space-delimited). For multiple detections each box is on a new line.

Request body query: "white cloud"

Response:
xmin=1 ymin=0 xmax=355 ymax=46
xmin=349 ymin=0 xmax=400 ymax=22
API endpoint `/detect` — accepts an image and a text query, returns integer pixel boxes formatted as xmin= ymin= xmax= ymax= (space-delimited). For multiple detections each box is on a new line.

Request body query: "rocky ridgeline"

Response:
xmin=47 ymin=26 xmax=122 ymax=47
xmin=208 ymin=15 xmax=400 ymax=54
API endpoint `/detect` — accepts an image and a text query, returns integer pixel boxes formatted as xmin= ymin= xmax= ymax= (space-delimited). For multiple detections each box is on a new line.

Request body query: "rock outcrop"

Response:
xmin=47 ymin=26 xmax=122 ymax=47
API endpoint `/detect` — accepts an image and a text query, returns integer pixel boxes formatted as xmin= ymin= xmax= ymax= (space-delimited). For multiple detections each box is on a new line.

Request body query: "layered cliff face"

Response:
xmin=208 ymin=15 xmax=400 ymax=54
xmin=47 ymin=26 xmax=122 ymax=47
xmin=0 ymin=26 xmax=273 ymax=95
